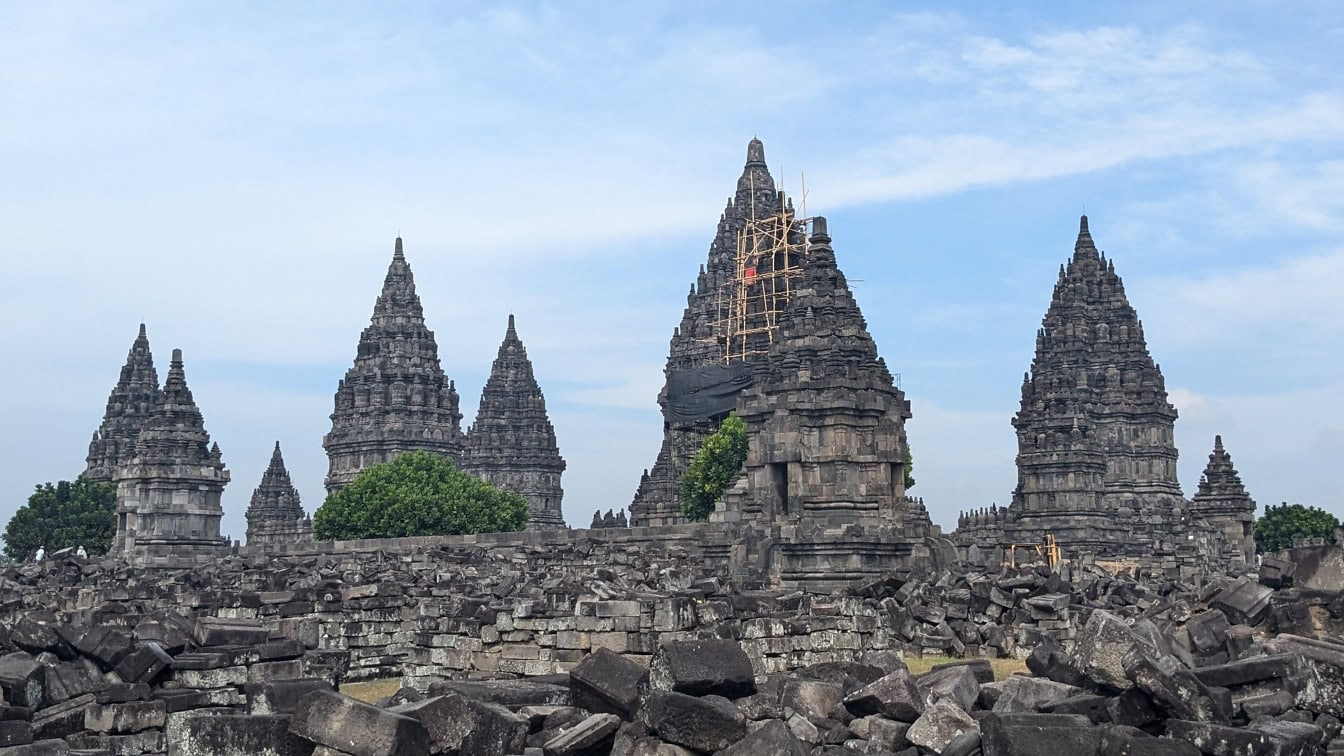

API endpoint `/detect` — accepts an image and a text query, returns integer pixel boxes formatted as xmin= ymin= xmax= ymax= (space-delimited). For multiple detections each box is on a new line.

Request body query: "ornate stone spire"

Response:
xmin=462 ymin=315 xmax=566 ymax=529
xmin=730 ymin=217 xmax=912 ymax=516
xmin=1190 ymin=435 xmax=1257 ymax=564
xmin=1005 ymin=216 xmax=1183 ymax=554
xmin=84 ymin=324 xmax=160 ymax=482
xmin=324 ymin=238 xmax=464 ymax=494
xmin=630 ymin=138 xmax=800 ymax=526
xmin=721 ymin=217 xmax=925 ymax=589
xmin=113 ymin=349 xmax=230 ymax=566
xmin=245 ymin=442 xmax=310 ymax=546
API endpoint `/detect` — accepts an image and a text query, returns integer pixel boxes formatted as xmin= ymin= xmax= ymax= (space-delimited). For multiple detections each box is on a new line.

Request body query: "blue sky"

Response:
xmin=2 ymin=2 xmax=1341 ymax=544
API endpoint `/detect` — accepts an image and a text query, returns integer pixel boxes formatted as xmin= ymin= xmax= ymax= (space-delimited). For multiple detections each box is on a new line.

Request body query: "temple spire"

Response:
xmin=113 ymin=348 xmax=229 ymax=565
xmin=323 ymin=237 xmax=464 ymax=494
xmin=463 ymin=315 xmax=566 ymax=529
xmin=1073 ymin=214 xmax=1097 ymax=259
xmin=84 ymin=323 xmax=160 ymax=482
xmin=245 ymin=440 xmax=308 ymax=546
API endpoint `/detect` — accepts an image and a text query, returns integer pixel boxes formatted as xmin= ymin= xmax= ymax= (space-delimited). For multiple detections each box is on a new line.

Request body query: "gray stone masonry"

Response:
xmin=324 ymin=237 xmax=464 ymax=494
xmin=719 ymin=217 xmax=932 ymax=589
xmin=462 ymin=314 xmax=567 ymax=529
xmin=1190 ymin=435 xmax=1257 ymax=566
xmin=955 ymin=216 xmax=1231 ymax=567
xmin=83 ymin=323 xmax=159 ymax=483
xmin=631 ymin=138 xmax=802 ymax=527
xmin=113 ymin=348 xmax=230 ymax=568
xmin=245 ymin=442 xmax=312 ymax=548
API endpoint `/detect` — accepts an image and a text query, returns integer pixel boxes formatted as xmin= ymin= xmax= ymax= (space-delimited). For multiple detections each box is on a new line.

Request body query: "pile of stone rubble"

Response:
xmin=0 ymin=546 xmax=1341 ymax=754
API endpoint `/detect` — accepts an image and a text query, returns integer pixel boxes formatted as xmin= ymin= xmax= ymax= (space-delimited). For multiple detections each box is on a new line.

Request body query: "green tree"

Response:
xmin=3 ymin=479 xmax=117 ymax=561
xmin=904 ymin=446 xmax=915 ymax=490
xmin=679 ymin=414 xmax=748 ymax=522
xmin=313 ymin=451 xmax=528 ymax=541
xmin=1253 ymin=502 xmax=1339 ymax=554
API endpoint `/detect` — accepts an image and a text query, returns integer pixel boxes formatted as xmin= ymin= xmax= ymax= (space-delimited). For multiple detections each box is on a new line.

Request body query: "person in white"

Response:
xmin=76 ymin=545 xmax=88 ymax=559
xmin=34 ymin=546 xmax=45 ymax=563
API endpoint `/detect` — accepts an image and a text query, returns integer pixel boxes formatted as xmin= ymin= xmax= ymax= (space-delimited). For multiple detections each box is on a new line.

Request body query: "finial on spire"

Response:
xmin=1080 ymin=214 xmax=1089 ymax=234
xmin=138 ymin=323 xmax=147 ymax=338
xmin=171 ymin=348 xmax=183 ymax=363
xmin=1214 ymin=434 xmax=1224 ymax=451
xmin=746 ymin=137 xmax=766 ymax=166
xmin=508 ymin=313 xmax=516 ymax=331
xmin=394 ymin=236 xmax=404 ymax=260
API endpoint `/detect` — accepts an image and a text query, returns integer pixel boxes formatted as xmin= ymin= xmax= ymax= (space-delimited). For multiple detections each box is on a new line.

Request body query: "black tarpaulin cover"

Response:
xmin=665 ymin=363 xmax=754 ymax=423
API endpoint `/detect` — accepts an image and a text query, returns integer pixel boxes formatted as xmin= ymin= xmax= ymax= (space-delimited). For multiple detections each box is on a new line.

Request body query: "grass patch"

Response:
xmin=340 ymin=678 xmax=404 ymax=704
xmin=905 ymin=656 xmax=1029 ymax=680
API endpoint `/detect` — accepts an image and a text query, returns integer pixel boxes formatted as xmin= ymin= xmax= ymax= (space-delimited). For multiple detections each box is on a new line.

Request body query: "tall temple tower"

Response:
xmin=1008 ymin=216 xmax=1184 ymax=553
xmin=462 ymin=315 xmax=566 ymax=529
xmin=630 ymin=138 xmax=805 ymax=526
xmin=245 ymin=442 xmax=312 ymax=547
xmin=84 ymin=324 xmax=159 ymax=482
xmin=721 ymin=217 xmax=930 ymax=587
xmin=113 ymin=349 xmax=230 ymax=566
xmin=1190 ymin=435 xmax=1257 ymax=565
xmin=324 ymin=237 xmax=464 ymax=494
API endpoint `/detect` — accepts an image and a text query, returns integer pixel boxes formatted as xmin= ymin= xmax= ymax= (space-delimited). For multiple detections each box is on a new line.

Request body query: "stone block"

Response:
xmin=541 ymin=712 xmax=620 ymax=755
xmin=173 ymin=714 xmax=315 ymax=756
xmin=907 ymin=700 xmax=978 ymax=753
xmin=246 ymin=679 xmax=334 ymax=715
xmin=0 ymin=720 xmax=32 ymax=748
xmin=649 ymin=640 xmax=755 ymax=700
xmin=843 ymin=668 xmax=924 ymax=722
xmin=639 ymin=691 xmax=745 ymax=754
xmin=1098 ymin=724 xmax=1199 ymax=755
xmin=569 ymin=648 xmax=648 ymax=718
xmin=0 ymin=653 xmax=44 ymax=710
xmin=979 ymin=712 xmax=1102 ymax=756
xmin=1166 ymin=719 xmax=1325 ymax=756
xmin=289 ymin=690 xmax=429 ymax=756
xmin=989 ymin=676 xmax=1083 ymax=713
xmin=915 ymin=664 xmax=980 ymax=712
xmin=1210 ymin=577 xmax=1273 ymax=626
xmin=389 ymin=693 xmax=527 ymax=756
xmin=193 ymin=617 xmax=271 ymax=647
xmin=1069 ymin=610 xmax=1155 ymax=691
xmin=113 ymin=642 xmax=172 ymax=684
xmin=83 ymin=700 xmax=167 ymax=734
xmin=1122 ymin=650 xmax=1228 ymax=723
xmin=715 ymin=718 xmax=807 ymax=756
xmin=780 ymin=679 xmax=843 ymax=721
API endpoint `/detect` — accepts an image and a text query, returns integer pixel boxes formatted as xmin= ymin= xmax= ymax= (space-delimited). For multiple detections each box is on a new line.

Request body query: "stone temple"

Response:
xmin=631 ymin=138 xmax=804 ymax=527
xmin=953 ymin=217 xmax=1256 ymax=569
xmin=244 ymin=442 xmax=312 ymax=547
xmin=461 ymin=315 xmax=567 ymax=529
xmin=83 ymin=324 xmax=159 ymax=483
xmin=323 ymin=237 xmax=465 ymax=494
xmin=112 ymin=348 xmax=230 ymax=567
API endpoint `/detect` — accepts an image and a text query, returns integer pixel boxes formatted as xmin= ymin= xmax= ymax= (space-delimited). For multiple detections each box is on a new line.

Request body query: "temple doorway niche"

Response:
xmin=770 ymin=463 xmax=789 ymax=515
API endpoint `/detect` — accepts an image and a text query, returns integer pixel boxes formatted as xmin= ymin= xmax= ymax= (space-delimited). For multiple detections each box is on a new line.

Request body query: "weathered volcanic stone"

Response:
xmin=462 ymin=315 xmax=568 ymax=530
xmin=323 ymin=237 xmax=464 ymax=495
xmin=843 ymin=668 xmax=925 ymax=722
xmin=0 ymin=654 xmax=44 ymax=710
xmin=907 ymin=701 xmax=978 ymax=753
xmin=916 ymin=665 xmax=980 ymax=712
xmin=400 ymin=693 xmax=526 ymax=755
xmin=1070 ymin=610 xmax=1154 ymax=691
xmin=639 ymin=691 xmax=745 ymax=753
xmin=716 ymin=718 xmax=807 ymax=756
xmin=84 ymin=323 xmax=159 ymax=483
xmin=1122 ymin=649 xmax=1228 ymax=723
xmin=979 ymin=712 xmax=1103 ymax=756
xmin=649 ymin=640 xmax=755 ymax=700
xmin=569 ymin=648 xmax=648 ymax=718
xmin=289 ymin=690 xmax=429 ymax=756
xmin=541 ymin=712 xmax=620 ymax=756
xmin=172 ymin=714 xmax=315 ymax=756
